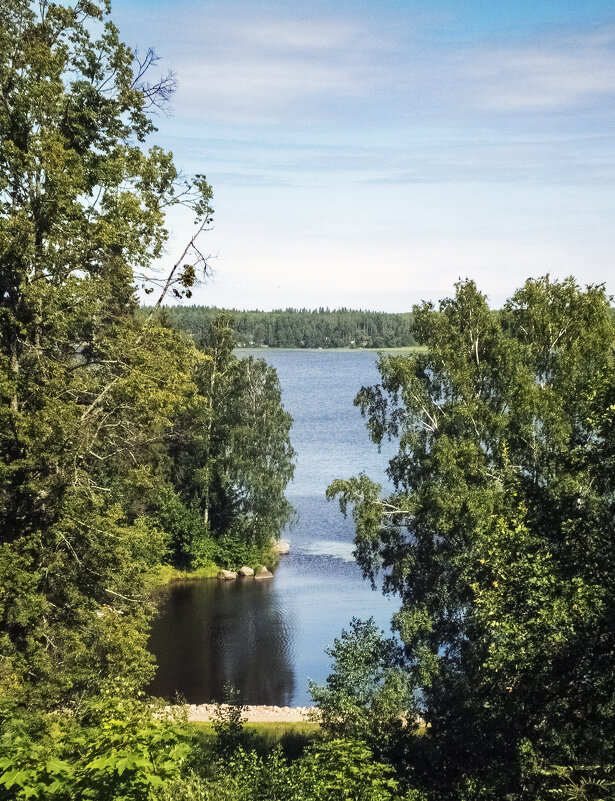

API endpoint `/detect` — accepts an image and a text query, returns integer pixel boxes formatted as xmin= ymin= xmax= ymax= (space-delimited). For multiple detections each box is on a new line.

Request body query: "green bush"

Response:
xmin=164 ymin=739 xmax=406 ymax=801
xmin=213 ymin=529 xmax=273 ymax=571
xmin=0 ymin=697 xmax=190 ymax=801
xmin=310 ymin=618 xmax=414 ymax=761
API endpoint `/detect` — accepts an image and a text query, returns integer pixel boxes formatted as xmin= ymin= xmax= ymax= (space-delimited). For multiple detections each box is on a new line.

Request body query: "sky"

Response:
xmin=113 ymin=0 xmax=615 ymax=311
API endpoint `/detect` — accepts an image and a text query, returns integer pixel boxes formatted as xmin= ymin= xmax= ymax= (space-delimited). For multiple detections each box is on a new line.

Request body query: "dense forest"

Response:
xmin=150 ymin=306 xmax=417 ymax=349
xmin=1 ymin=2 xmax=615 ymax=801
xmin=151 ymin=305 xmax=615 ymax=351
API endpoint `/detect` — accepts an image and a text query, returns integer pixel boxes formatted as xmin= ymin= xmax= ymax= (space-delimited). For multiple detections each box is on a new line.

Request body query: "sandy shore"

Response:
xmin=183 ymin=703 xmax=317 ymax=723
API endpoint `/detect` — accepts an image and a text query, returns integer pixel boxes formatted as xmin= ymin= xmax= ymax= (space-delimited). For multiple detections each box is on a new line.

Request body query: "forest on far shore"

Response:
xmin=151 ymin=305 xmax=417 ymax=348
xmin=149 ymin=304 xmax=615 ymax=350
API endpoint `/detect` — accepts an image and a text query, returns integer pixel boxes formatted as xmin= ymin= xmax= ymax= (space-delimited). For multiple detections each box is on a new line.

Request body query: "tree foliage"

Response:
xmin=160 ymin=313 xmax=295 ymax=570
xmin=330 ymin=277 xmax=615 ymax=799
xmin=0 ymin=696 xmax=190 ymax=801
xmin=310 ymin=618 xmax=413 ymax=761
xmin=0 ymin=0 xmax=293 ymax=710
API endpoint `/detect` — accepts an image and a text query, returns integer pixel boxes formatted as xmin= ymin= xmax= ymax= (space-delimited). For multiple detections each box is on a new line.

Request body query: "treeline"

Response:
xmin=155 ymin=305 xmax=615 ymax=350
xmin=154 ymin=305 xmax=417 ymax=348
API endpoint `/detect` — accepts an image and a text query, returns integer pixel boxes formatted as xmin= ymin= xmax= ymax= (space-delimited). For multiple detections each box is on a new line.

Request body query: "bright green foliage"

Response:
xmin=0 ymin=0 xmax=213 ymax=706
xmin=329 ymin=277 xmax=615 ymax=799
xmin=0 ymin=697 xmax=411 ymax=801
xmin=310 ymin=618 xmax=413 ymax=760
xmin=546 ymin=765 xmax=615 ymax=801
xmin=164 ymin=740 xmax=402 ymax=801
xmin=0 ymin=697 xmax=189 ymax=801
xmin=0 ymin=0 xmax=295 ymax=709
xmin=297 ymin=738 xmax=401 ymax=801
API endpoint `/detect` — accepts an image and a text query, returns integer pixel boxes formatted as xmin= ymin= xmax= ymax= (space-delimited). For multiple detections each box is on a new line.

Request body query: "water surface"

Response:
xmin=148 ymin=350 xmax=400 ymax=705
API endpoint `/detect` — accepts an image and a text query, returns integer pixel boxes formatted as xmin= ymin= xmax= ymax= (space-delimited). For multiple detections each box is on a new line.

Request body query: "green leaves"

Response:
xmin=164 ymin=315 xmax=295 ymax=570
xmin=331 ymin=277 xmax=615 ymax=799
xmin=0 ymin=0 xmax=216 ymax=706
xmin=0 ymin=698 xmax=190 ymax=801
xmin=310 ymin=618 xmax=414 ymax=768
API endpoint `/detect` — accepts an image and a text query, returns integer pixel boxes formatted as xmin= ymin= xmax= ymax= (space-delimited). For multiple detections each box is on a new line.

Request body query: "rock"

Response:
xmin=254 ymin=566 xmax=273 ymax=580
xmin=238 ymin=566 xmax=254 ymax=577
xmin=273 ymin=539 xmax=290 ymax=555
xmin=218 ymin=569 xmax=237 ymax=580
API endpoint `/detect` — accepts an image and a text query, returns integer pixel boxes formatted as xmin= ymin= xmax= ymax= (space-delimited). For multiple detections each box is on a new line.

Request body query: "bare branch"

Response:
xmin=132 ymin=47 xmax=177 ymax=114
xmin=154 ymin=218 xmax=213 ymax=307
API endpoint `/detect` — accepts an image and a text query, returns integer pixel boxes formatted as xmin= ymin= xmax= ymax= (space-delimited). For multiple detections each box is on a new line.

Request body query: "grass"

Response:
xmin=183 ymin=721 xmax=322 ymax=760
xmin=187 ymin=721 xmax=320 ymax=738
xmin=153 ymin=544 xmax=281 ymax=587
xmin=154 ymin=563 xmax=221 ymax=585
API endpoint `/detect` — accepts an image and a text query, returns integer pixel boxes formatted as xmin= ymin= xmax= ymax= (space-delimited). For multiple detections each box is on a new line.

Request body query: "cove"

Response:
xmin=148 ymin=349 xmax=400 ymax=706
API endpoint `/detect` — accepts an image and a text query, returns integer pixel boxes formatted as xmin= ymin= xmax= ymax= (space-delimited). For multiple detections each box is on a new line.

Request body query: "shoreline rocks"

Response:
xmin=254 ymin=566 xmax=273 ymax=580
xmin=218 ymin=569 xmax=237 ymax=580
xmin=181 ymin=703 xmax=318 ymax=723
xmin=238 ymin=566 xmax=255 ymax=577
xmin=273 ymin=539 xmax=290 ymax=555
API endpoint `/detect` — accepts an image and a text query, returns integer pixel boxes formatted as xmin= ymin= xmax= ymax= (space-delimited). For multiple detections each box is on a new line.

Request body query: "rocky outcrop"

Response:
xmin=254 ymin=566 xmax=273 ymax=580
xmin=273 ymin=539 xmax=290 ymax=555
xmin=218 ymin=569 xmax=237 ymax=580
xmin=238 ymin=566 xmax=254 ymax=577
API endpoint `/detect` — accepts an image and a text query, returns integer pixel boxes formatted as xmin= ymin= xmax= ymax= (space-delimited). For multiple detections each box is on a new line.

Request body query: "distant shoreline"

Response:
xmin=234 ymin=345 xmax=426 ymax=354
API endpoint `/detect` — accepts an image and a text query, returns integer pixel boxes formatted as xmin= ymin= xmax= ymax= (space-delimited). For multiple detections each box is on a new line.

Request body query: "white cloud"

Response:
xmin=229 ymin=19 xmax=369 ymax=51
xmin=162 ymin=11 xmax=392 ymax=123
xmin=178 ymin=57 xmax=374 ymax=104
xmin=121 ymin=2 xmax=615 ymax=310
xmin=466 ymin=29 xmax=615 ymax=112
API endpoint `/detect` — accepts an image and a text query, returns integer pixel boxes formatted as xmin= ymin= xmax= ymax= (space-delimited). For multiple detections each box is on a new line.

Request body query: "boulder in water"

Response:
xmin=254 ymin=566 xmax=273 ymax=580
xmin=238 ymin=566 xmax=254 ymax=577
xmin=273 ymin=539 xmax=290 ymax=555
xmin=218 ymin=569 xmax=237 ymax=580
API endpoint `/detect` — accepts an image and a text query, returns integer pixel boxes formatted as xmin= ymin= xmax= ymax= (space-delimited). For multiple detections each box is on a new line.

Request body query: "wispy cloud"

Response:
xmin=464 ymin=27 xmax=615 ymax=113
xmin=229 ymin=19 xmax=370 ymax=51
xmin=167 ymin=11 xmax=615 ymax=133
xmin=116 ymin=0 xmax=615 ymax=310
xmin=169 ymin=15 xmax=390 ymax=123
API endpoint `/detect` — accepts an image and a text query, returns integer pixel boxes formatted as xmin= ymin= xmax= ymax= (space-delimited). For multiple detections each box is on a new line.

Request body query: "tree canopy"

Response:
xmin=329 ymin=276 xmax=615 ymax=799
xmin=0 ymin=0 xmax=293 ymax=710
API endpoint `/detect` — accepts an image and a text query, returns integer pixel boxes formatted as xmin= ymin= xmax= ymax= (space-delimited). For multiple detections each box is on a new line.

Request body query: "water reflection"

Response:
xmin=148 ymin=351 xmax=401 ymax=705
xmin=148 ymin=578 xmax=296 ymax=705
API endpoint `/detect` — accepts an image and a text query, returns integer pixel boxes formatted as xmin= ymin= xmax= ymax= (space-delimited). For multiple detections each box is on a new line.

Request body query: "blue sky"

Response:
xmin=114 ymin=0 xmax=615 ymax=311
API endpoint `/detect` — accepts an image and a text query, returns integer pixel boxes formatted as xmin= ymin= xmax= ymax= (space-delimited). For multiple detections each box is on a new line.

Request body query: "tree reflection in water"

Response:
xmin=148 ymin=578 xmax=296 ymax=705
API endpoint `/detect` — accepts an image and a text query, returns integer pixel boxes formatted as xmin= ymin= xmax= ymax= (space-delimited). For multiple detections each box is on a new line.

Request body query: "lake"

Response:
xmin=148 ymin=349 xmax=401 ymax=706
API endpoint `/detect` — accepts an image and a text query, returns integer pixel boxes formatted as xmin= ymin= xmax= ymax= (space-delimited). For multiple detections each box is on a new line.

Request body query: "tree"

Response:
xmin=166 ymin=315 xmax=295 ymax=569
xmin=310 ymin=618 xmax=414 ymax=764
xmin=0 ymin=0 xmax=212 ymax=706
xmin=329 ymin=277 xmax=615 ymax=799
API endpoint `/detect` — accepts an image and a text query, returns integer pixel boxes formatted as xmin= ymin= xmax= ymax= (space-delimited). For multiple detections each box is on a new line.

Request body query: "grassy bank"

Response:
xmin=154 ymin=551 xmax=281 ymax=586
xmin=184 ymin=721 xmax=322 ymax=760
xmin=154 ymin=563 xmax=221 ymax=585
xmin=187 ymin=721 xmax=320 ymax=738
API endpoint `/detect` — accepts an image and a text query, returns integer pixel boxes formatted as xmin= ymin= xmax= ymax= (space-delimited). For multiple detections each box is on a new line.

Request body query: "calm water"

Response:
xmin=148 ymin=350 xmax=400 ymax=706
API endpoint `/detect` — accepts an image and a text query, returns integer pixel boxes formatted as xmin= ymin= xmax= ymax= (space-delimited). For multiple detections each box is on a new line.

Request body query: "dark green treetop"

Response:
xmin=165 ymin=315 xmax=296 ymax=568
